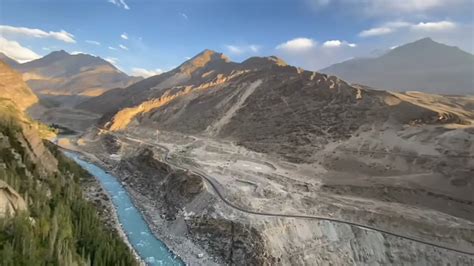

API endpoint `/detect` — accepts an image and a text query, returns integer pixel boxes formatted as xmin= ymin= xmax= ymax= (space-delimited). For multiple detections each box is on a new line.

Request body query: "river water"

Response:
xmin=64 ymin=151 xmax=184 ymax=266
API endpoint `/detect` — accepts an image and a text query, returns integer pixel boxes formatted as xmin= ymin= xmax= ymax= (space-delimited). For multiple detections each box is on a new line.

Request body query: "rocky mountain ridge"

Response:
xmin=84 ymin=49 xmax=472 ymax=164
xmin=77 ymin=50 xmax=294 ymax=114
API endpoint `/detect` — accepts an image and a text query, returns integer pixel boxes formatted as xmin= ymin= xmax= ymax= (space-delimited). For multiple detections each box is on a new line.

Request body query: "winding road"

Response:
xmin=95 ymin=128 xmax=474 ymax=256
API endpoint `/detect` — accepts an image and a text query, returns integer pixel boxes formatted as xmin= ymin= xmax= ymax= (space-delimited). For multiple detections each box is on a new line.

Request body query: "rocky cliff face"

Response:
xmin=117 ymin=148 xmax=206 ymax=218
xmin=0 ymin=180 xmax=27 ymax=217
xmin=0 ymin=60 xmax=38 ymax=111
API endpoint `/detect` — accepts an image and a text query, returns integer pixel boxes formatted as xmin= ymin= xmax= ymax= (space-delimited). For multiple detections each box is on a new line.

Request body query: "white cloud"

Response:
xmin=364 ymin=0 xmax=464 ymax=13
xmin=412 ymin=21 xmax=457 ymax=31
xmin=225 ymin=44 xmax=261 ymax=55
xmin=108 ymin=0 xmax=129 ymax=10
xmin=180 ymin=13 xmax=188 ymax=20
xmin=384 ymin=21 xmax=412 ymax=28
xmin=108 ymin=46 xmax=117 ymax=50
xmin=86 ymin=40 xmax=101 ymax=45
xmin=120 ymin=33 xmax=128 ymax=40
xmin=226 ymin=45 xmax=242 ymax=54
xmin=0 ymin=25 xmax=75 ymax=43
xmin=323 ymin=40 xmax=342 ymax=47
xmin=119 ymin=44 xmax=128 ymax=50
xmin=275 ymin=37 xmax=363 ymax=71
xmin=359 ymin=27 xmax=393 ymax=37
xmin=71 ymin=51 xmax=96 ymax=56
xmin=131 ymin=67 xmax=163 ymax=78
xmin=322 ymin=40 xmax=357 ymax=48
xmin=307 ymin=0 xmax=469 ymax=15
xmin=360 ymin=20 xmax=458 ymax=37
xmin=105 ymin=57 xmax=119 ymax=65
xmin=276 ymin=38 xmax=317 ymax=52
xmin=249 ymin=45 xmax=260 ymax=52
xmin=0 ymin=37 xmax=41 ymax=63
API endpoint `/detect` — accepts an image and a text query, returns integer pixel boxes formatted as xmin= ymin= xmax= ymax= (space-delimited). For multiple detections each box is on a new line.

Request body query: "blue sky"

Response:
xmin=1 ymin=0 xmax=473 ymax=77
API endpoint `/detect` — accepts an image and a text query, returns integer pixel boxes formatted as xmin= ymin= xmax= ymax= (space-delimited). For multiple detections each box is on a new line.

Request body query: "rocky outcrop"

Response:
xmin=117 ymin=148 xmax=206 ymax=218
xmin=102 ymin=133 xmax=121 ymax=154
xmin=0 ymin=180 xmax=27 ymax=217
xmin=0 ymin=100 xmax=58 ymax=178
xmin=186 ymin=216 xmax=272 ymax=265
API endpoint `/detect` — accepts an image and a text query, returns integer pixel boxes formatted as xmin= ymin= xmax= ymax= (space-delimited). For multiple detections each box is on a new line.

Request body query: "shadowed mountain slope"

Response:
xmin=321 ymin=38 xmax=474 ymax=95
xmin=0 ymin=53 xmax=20 ymax=68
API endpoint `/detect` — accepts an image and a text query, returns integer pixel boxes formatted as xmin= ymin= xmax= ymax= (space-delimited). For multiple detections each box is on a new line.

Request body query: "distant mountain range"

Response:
xmin=1 ymin=37 xmax=471 ymax=101
xmin=321 ymin=38 xmax=474 ymax=95
xmin=1 ymin=51 xmax=141 ymax=98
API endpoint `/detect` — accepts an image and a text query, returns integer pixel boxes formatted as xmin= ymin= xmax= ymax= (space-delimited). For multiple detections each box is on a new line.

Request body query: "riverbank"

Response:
xmin=71 ymin=148 xmax=218 ymax=265
xmin=64 ymin=150 xmax=185 ymax=265
xmin=63 ymin=150 xmax=145 ymax=266
xmin=122 ymin=184 xmax=220 ymax=266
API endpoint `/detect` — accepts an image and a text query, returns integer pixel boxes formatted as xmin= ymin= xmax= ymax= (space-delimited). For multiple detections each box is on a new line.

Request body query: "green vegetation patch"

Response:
xmin=0 ymin=106 xmax=137 ymax=266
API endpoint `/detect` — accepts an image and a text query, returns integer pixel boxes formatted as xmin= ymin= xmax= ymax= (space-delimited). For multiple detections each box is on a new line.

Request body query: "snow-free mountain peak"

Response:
xmin=321 ymin=37 xmax=474 ymax=95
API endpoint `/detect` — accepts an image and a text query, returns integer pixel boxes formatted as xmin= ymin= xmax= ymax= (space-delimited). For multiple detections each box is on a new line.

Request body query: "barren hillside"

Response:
xmin=70 ymin=50 xmax=474 ymax=264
